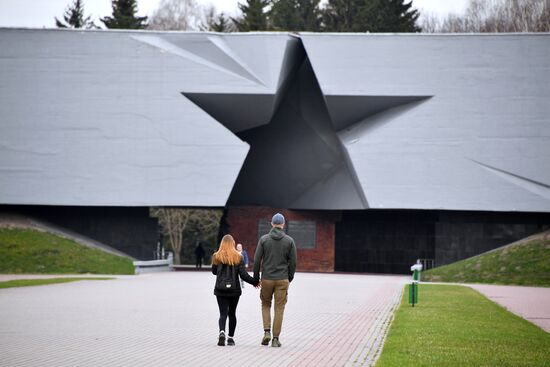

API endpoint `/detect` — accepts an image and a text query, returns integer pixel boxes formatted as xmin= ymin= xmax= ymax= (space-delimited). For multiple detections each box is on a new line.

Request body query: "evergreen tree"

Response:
xmin=322 ymin=0 xmax=420 ymax=32
xmin=270 ymin=0 xmax=322 ymax=31
xmin=55 ymin=0 xmax=96 ymax=29
xmin=368 ymin=0 xmax=420 ymax=32
xmin=322 ymin=0 xmax=364 ymax=32
xmin=210 ymin=13 xmax=235 ymax=32
xmin=233 ymin=0 xmax=270 ymax=31
xmin=101 ymin=0 xmax=148 ymax=29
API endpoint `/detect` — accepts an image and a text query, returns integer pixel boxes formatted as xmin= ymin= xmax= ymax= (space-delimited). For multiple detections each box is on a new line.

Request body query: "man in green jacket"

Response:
xmin=253 ymin=213 xmax=297 ymax=348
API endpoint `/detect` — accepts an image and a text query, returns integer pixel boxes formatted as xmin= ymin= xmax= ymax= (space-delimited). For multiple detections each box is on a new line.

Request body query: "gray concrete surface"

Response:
xmin=1 ymin=30 xmax=549 ymax=211
xmin=0 ymin=272 xmax=407 ymax=367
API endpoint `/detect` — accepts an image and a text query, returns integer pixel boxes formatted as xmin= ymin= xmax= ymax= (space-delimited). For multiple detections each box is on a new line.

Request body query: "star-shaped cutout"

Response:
xmin=181 ymin=42 xmax=431 ymax=209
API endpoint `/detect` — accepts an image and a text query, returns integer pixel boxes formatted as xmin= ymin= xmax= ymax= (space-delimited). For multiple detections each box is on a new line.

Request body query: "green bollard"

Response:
xmin=409 ymin=261 xmax=423 ymax=307
xmin=409 ymin=282 xmax=419 ymax=306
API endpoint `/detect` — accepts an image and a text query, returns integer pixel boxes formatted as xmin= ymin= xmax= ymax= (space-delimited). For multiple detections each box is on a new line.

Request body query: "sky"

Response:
xmin=0 ymin=0 xmax=470 ymax=28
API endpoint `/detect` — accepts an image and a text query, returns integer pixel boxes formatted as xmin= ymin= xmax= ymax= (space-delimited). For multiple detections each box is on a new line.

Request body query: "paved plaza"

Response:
xmin=0 ymin=272 xmax=407 ymax=367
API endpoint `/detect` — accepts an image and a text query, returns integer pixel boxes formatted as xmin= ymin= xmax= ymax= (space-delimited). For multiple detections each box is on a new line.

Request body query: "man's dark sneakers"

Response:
xmin=261 ymin=331 xmax=271 ymax=345
xmin=271 ymin=337 xmax=282 ymax=348
xmin=227 ymin=337 xmax=235 ymax=346
xmin=218 ymin=331 xmax=226 ymax=346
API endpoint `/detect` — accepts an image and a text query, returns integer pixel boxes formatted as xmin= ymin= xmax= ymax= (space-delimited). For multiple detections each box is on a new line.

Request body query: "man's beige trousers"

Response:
xmin=260 ymin=279 xmax=289 ymax=337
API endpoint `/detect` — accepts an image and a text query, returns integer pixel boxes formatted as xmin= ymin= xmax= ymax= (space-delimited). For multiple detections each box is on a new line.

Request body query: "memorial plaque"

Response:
xmin=288 ymin=221 xmax=316 ymax=249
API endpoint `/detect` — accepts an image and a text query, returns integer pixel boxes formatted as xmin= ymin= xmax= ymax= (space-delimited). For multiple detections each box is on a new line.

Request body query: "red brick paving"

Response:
xmin=468 ymin=284 xmax=550 ymax=333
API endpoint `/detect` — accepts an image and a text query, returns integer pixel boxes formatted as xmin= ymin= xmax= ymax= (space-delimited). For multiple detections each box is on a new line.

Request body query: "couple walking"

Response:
xmin=211 ymin=213 xmax=297 ymax=348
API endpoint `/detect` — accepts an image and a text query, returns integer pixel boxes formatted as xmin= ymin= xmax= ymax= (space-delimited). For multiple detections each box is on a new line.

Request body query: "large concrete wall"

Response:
xmin=1 ymin=30 xmax=549 ymax=212
xmin=301 ymin=33 xmax=550 ymax=212
xmin=0 ymin=29 xmax=298 ymax=206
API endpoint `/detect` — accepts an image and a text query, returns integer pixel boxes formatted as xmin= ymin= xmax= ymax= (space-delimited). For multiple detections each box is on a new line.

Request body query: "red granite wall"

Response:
xmin=225 ymin=206 xmax=339 ymax=272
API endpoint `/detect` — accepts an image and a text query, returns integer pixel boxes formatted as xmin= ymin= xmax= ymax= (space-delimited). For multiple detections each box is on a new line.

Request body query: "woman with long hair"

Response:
xmin=212 ymin=234 xmax=259 ymax=346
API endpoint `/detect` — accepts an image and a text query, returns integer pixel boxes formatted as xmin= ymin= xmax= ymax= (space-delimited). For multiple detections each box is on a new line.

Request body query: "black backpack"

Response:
xmin=215 ymin=264 xmax=237 ymax=292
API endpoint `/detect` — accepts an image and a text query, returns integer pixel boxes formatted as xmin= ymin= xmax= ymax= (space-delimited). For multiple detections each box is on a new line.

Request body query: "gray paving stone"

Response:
xmin=0 ymin=272 xmax=407 ymax=366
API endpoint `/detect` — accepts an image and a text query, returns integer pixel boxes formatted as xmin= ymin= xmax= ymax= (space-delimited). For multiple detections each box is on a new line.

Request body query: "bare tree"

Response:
xmin=419 ymin=12 xmax=440 ymax=33
xmin=148 ymin=0 xmax=202 ymax=30
xmin=150 ymin=208 xmax=222 ymax=265
xmin=421 ymin=0 xmax=550 ymax=32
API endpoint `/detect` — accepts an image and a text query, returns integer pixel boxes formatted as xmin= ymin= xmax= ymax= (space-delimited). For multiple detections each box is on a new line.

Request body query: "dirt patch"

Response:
xmin=0 ymin=213 xmax=43 ymax=231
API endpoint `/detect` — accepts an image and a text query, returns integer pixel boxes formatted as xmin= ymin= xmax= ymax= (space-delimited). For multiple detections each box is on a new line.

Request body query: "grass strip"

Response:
xmin=0 ymin=228 xmax=135 ymax=275
xmin=376 ymin=284 xmax=550 ymax=367
xmin=0 ymin=277 xmax=114 ymax=289
xmin=423 ymin=235 xmax=550 ymax=287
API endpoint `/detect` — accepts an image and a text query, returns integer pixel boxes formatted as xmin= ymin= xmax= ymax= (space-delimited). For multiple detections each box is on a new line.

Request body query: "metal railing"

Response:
xmin=418 ymin=258 xmax=435 ymax=270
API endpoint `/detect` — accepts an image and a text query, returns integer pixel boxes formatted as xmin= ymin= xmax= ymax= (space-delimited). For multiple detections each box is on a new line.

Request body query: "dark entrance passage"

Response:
xmin=335 ymin=210 xmax=550 ymax=274
xmin=335 ymin=210 xmax=436 ymax=274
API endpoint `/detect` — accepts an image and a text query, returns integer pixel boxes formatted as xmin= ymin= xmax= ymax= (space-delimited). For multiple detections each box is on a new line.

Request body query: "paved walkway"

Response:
xmin=468 ymin=284 xmax=550 ymax=333
xmin=0 ymin=272 xmax=407 ymax=367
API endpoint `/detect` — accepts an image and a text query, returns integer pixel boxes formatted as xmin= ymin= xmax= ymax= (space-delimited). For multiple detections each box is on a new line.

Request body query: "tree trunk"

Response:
xmin=174 ymin=251 xmax=181 ymax=265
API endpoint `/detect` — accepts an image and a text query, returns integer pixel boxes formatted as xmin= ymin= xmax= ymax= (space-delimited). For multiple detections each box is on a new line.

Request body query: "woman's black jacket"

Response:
xmin=212 ymin=259 xmax=258 ymax=297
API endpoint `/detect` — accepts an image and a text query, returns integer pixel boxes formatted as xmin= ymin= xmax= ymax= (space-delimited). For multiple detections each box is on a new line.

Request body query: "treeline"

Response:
xmin=55 ymin=0 xmax=419 ymax=32
xmin=422 ymin=0 xmax=549 ymax=32
xmin=56 ymin=0 xmax=549 ymax=33
xmin=421 ymin=0 xmax=550 ymax=33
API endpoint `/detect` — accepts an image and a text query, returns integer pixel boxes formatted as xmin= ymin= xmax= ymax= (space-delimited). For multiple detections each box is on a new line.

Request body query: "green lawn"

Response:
xmin=0 ymin=228 xmax=135 ymax=275
xmin=376 ymin=284 xmax=550 ymax=367
xmin=423 ymin=233 xmax=550 ymax=287
xmin=0 ymin=277 xmax=114 ymax=289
